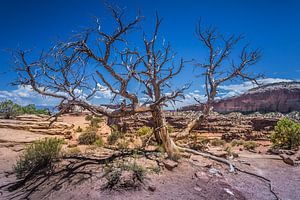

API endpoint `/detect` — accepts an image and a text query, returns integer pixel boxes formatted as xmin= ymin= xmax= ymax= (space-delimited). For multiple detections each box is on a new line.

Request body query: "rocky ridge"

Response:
xmin=0 ymin=114 xmax=73 ymax=137
xmin=110 ymin=111 xmax=284 ymax=140
xmin=181 ymin=81 xmax=300 ymax=113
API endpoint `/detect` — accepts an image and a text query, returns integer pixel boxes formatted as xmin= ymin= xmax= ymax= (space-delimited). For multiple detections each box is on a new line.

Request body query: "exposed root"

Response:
xmin=0 ymin=149 xmax=160 ymax=200
xmin=176 ymin=144 xmax=279 ymax=200
xmin=177 ymin=146 xmax=235 ymax=172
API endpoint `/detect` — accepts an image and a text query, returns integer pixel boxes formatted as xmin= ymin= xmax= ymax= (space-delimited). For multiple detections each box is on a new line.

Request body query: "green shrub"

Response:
xmin=189 ymin=136 xmax=210 ymax=151
xmin=78 ymin=132 xmax=99 ymax=145
xmin=84 ymin=115 xmax=103 ymax=128
xmin=85 ymin=115 xmax=93 ymax=121
xmin=90 ymin=117 xmax=103 ymax=128
xmin=0 ymin=100 xmax=21 ymax=118
xmin=243 ymin=141 xmax=259 ymax=150
xmin=224 ymin=146 xmax=239 ymax=158
xmin=75 ymin=126 xmax=83 ymax=132
xmin=210 ymin=138 xmax=226 ymax=146
xmin=231 ymin=139 xmax=245 ymax=147
xmin=271 ymin=118 xmax=300 ymax=149
xmin=14 ymin=137 xmax=63 ymax=179
xmin=167 ymin=125 xmax=174 ymax=133
xmin=85 ymin=125 xmax=98 ymax=132
xmin=0 ymin=100 xmax=48 ymax=119
xmin=21 ymin=104 xmax=48 ymax=115
xmin=117 ymin=139 xmax=129 ymax=150
xmin=108 ymin=127 xmax=123 ymax=145
xmin=224 ymin=146 xmax=232 ymax=154
xmin=137 ymin=126 xmax=153 ymax=137
xmin=156 ymin=144 xmax=165 ymax=153
xmin=148 ymin=166 xmax=161 ymax=174
xmin=94 ymin=137 xmax=104 ymax=147
xmin=125 ymin=161 xmax=146 ymax=182
xmin=67 ymin=147 xmax=81 ymax=155
xmin=103 ymin=161 xmax=146 ymax=190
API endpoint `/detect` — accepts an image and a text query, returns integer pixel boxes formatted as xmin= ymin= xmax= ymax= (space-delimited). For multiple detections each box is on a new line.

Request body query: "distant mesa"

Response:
xmin=181 ymin=81 xmax=300 ymax=113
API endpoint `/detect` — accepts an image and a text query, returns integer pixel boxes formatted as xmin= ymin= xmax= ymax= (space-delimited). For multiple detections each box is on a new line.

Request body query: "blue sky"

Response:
xmin=0 ymin=0 xmax=299 ymax=107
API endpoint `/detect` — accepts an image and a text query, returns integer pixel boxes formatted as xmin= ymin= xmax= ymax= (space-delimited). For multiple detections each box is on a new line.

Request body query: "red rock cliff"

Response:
xmin=181 ymin=82 xmax=300 ymax=113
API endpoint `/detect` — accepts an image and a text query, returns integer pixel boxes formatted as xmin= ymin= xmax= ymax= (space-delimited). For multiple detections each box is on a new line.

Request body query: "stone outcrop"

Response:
xmin=109 ymin=111 xmax=282 ymax=140
xmin=0 ymin=114 xmax=73 ymax=137
xmin=181 ymin=82 xmax=300 ymax=114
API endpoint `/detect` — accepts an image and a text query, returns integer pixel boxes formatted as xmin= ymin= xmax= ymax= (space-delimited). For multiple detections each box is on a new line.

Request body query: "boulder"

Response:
xmin=68 ymin=140 xmax=78 ymax=148
xmin=148 ymin=185 xmax=156 ymax=192
xmin=280 ymin=154 xmax=300 ymax=166
xmin=162 ymin=159 xmax=178 ymax=170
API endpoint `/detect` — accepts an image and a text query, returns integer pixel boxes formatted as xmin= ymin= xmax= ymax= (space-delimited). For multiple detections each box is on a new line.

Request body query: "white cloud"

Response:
xmin=0 ymin=85 xmax=59 ymax=106
xmin=95 ymin=83 xmax=114 ymax=99
xmin=0 ymin=78 xmax=295 ymax=109
xmin=0 ymin=84 xmax=115 ymax=107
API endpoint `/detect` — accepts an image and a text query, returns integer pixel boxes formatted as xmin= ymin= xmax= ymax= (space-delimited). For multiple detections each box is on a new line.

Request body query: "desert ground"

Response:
xmin=0 ymin=113 xmax=299 ymax=200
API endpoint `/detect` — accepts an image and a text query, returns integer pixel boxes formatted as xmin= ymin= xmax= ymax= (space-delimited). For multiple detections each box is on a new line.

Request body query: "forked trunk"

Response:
xmin=175 ymin=101 xmax=212 ymax=141
xmin=152 ymin=107 xmax=178 ymax=159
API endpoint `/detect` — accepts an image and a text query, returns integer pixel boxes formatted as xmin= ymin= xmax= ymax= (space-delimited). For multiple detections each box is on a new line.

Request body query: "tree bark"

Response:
xmin=152 ymin=106 xmax=179 ymax=159
xmin=174 ymin=95 xmax=215 ymax=141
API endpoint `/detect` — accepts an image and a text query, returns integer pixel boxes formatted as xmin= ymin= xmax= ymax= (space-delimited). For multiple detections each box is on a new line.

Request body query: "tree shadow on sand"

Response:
xmin=0 ymin=150 xmax=160 ymax=200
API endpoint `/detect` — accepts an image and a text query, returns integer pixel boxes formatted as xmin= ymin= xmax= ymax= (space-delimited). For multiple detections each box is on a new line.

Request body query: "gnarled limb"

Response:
xmin=177 ymin=146 xmax=235 ymax=172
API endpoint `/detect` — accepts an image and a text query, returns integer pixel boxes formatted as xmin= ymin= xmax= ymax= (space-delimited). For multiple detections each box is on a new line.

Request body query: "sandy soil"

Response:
xmin=61 ymin=114 xmax=90 ymax=129
xmin=0 ymin=128 xmax=57 ymax=143
xmin=0 ymin=115 xmax=299 ymax=200
xmin=9 ymin=151 xmax=296 ymax=200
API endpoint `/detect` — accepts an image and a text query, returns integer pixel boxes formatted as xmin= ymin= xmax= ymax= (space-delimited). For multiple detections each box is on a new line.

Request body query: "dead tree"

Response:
xmin=176 ymin=21 xmax=262 ymax=140
xmin=13 ymin=7 xmax=188 ymax=158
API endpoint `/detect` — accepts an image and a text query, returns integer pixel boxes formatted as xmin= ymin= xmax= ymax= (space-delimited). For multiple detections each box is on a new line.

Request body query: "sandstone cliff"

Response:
xmin=181 ymin=81 xmax=300 ymax=113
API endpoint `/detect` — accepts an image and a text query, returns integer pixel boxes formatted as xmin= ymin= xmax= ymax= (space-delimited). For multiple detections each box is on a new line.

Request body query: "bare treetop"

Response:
xmin=195 ymin=21 xmax=263 ymax=113
xmin=13 ymin=7 xmax=188 ymax=119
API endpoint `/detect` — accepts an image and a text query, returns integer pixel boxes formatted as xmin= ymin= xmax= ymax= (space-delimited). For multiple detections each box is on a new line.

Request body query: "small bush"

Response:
xmin=190 ymin=136 xmax=210 ymax=151
xmin=210 ymin=138 xmax=226 ymax=146
xmin=103 ymin=161 xmax=146 ymax=190
xmin=90 ymin=117 xmax=103 ymax=128
xmin=243 ymin=141 xmax=259 ymax=150
xmin=75 ymin=126 xmax=83 ymax=132
xmin=78 ymin=132 xmax=99 ymax=145
xmin=271 ymin=118 xmax=300 ymax=149
xmin=231 ymin=139 xmax=245 ymax=147
xmin=167 ymin=125 xmax=174 ymax=133
xmin=224 ymin=146 xmax=239 ymax=158
xmin=85 ymin=115 xmax=103 ymax=128
xmin=85 ymin=126 xmax=98 ymax=132
xmin=104 ymin=170 xmax=122 ymax=189
xmin=0 ymin=100 xmax=48 ymax=119
xmin=85 ymin=115 xmax=93 ymax=121
xmin=94 ymin=137 xmax=104 ymax=147
xmin=117 ymin=139 xmax=129 ymax=150
xmin=14 ymin=137 xmax=63 ymax=179
xmin=21 ymin=104 xmax=48 ymax=115
xmin=68 ymin=147 xmax=81 ymax=155
xmin=108 ymin=127 xmax=123 ymax=145
xmin=148 ymin=166 xmax=161 ymax=174
xmin=125 ymin=161 xmax=146 ymax=182
xmin=224 ymin=146 xmax=232 ymax=154
xmin=137 ymin=126 xmax=153 ymax=137
xmin=156 ymin=144 xmax=165 ymax=153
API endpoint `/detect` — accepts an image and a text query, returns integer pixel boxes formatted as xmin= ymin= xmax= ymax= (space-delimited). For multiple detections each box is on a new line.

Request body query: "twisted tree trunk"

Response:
xmin=152 ymin=106 xmax=179 ymax=159
xmin=175 ymin=97 xmax=213 ymax=141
